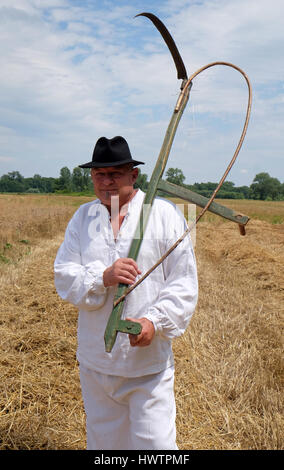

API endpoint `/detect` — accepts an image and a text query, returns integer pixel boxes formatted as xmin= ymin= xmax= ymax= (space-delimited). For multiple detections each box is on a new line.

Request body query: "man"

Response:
xmin=54 ymin=136 xmax=198 ymax=450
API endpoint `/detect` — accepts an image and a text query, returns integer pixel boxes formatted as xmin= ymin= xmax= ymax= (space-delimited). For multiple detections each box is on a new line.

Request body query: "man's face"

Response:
xmin=91 ymin=164 xmax=138 ymax=209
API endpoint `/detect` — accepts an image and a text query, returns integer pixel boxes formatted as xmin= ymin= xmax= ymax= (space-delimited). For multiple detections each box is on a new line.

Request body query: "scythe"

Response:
xmin=104 ymin=12 xmax=252 ymax=352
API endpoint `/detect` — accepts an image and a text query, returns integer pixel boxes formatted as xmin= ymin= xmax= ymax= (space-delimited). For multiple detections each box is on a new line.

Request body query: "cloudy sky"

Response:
xmin=0 ymin=0 xmax=283 ymax=186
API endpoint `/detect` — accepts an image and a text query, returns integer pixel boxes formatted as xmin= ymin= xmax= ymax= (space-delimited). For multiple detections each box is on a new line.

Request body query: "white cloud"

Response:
xmin=0 ymin=0 xmax=283 ymax=186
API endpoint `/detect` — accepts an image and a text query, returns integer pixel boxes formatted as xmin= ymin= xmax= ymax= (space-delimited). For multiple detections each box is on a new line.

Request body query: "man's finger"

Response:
xmin=119 ymin=265 xmax=139 ymax=279
xmin=121 ymin=258 xmax=141 ymax=274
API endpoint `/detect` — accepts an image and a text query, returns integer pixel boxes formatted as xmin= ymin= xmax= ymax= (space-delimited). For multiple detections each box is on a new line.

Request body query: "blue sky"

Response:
xmin=0 ymin=0 xmax=283 ymax=186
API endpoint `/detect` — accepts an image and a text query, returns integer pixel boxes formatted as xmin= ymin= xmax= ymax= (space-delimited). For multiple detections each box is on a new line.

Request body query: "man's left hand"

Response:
xmin=126 ymin=317 xmax=155 ymax=347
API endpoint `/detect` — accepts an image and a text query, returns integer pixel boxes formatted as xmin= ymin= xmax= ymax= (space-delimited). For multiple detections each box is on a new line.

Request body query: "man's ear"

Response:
xmin=132 ymin=167 xmax=139 ymax=184
xmin=90 ymin=169 xmax=96 ymax=184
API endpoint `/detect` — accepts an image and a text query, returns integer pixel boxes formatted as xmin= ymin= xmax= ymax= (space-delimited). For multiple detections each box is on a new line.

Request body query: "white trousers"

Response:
xmin=79 ymin=365 xmax=178 ymax=450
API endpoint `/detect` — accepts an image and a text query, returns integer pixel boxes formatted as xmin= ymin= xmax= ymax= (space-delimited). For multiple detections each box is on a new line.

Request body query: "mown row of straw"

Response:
xmin=0 ymin=195 xmax=283 ymax=449
xmin=174 ymin=220 xmax=283 ymax=449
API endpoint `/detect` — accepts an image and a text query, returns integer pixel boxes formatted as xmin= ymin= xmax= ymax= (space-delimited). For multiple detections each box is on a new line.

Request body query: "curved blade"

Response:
xmin=135 ymin=12 xmax=188 ymax=80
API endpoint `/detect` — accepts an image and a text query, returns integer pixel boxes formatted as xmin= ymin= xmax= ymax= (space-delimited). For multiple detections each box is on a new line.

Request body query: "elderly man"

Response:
xmin=54 ymin=136 xmax=198 ymax=450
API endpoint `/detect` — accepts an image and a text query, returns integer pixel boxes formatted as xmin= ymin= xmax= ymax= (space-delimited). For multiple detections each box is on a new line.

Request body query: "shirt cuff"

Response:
xmin=142 ymin=312 xmax=159 ymax=333
xmin=144 ymin=308 xmax=174 ymax=337
xmin=85 ymin=262 xmax=108 ymax=295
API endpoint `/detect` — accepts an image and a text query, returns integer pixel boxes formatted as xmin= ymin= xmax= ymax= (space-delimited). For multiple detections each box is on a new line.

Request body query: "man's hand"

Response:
xmin=127 ymin=317 xmax=155 ymax=347
xmin=103 ymin=258 xmax=141 ymax=287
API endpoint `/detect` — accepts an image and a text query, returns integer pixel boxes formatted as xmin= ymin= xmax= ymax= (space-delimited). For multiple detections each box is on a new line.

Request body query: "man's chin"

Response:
xmin=99 ymin=191 xmax=120 ymax=204
xmin=101 ymin=189 xmax=118 ymax=195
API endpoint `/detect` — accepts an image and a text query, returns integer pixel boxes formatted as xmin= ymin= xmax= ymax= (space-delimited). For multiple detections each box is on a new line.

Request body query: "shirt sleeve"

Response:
xmin=54 ymin=211 xmax=108 ymax=311
xmin=144 ymin=206 xmax=198 ymax=340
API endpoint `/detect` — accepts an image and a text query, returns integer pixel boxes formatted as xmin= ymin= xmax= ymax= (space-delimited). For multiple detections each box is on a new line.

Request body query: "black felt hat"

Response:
xmin=79 ymin=136 xmax=144 ymax=168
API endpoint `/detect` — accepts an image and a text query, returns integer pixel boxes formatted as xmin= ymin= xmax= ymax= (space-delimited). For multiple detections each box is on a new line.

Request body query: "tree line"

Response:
xmin=164 ymin=168 xmax=284 ymax=201
xmin=0 ymin=167 xmax=283 ymax=200
xmin=0 ymin=167 xmax=92 ymax=194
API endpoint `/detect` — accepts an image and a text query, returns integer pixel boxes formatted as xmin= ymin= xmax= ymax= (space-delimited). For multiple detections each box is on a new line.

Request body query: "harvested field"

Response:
xmin=0 ymin=194 xmax=283 ymax=449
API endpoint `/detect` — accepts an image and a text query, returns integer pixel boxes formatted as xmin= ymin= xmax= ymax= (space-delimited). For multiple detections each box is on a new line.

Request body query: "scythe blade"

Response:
xmin=135 ymin=12 xmax=188 ymax=82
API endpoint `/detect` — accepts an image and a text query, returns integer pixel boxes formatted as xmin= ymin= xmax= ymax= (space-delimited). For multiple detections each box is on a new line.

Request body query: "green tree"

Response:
xmin=32 ymin=174 xmax=44 ymax=192
xmin=166 ymin=168 xmax=186 ymax=186
xmin=250 ymin=172 xmax=282 ymax=200
xmin=82 ymin=168 xmax=92 ymax=191
xmin=134 ymin=169 xmax=148 ymax=192
xmin=221 ymin=181 xmax=235 ymax=191
xmin=72 ymin=167 xmax=84 ymax=192
xmin=55 ymin=166 xmax=72 ymax=192
xmin=236 ymin=185 xmax=252 ymax=199
xmin=71 ymin=167 xmax=92 ymax=192
xmin=0 ymin=171 xmax=25 ymax=192
xmin=43 ymin=177 xmax=56 ymax=193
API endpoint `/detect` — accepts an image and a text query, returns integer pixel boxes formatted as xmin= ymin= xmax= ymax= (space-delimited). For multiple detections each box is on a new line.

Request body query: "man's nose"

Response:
xmin=102 ymin=174 xmax=115 ymax=183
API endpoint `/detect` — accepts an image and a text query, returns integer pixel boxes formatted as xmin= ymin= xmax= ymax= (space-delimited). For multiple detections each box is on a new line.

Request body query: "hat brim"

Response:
xmin=79 ymin=158 xmax=144 ymax=168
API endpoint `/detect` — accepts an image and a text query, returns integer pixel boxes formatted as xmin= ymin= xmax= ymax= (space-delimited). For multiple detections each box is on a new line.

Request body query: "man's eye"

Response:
xmin=94 ymin=172 xmax=124 ymax=179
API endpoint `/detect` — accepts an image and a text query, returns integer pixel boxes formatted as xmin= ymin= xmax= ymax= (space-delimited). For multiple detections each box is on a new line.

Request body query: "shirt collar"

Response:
xmin=127 ymin=188 xmax=145 ymax=212
xmin=95 ymin=188 xmax=145 ymax=216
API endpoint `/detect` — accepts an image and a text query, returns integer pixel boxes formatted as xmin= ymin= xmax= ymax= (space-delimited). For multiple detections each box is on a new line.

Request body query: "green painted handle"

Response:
xmin=157 ymin=179 xmax=249 ymax=226
xmin=118 ymin=320 xmax=142 ymax=335
xmin=104 ymin=85 xmax=192 ymax=353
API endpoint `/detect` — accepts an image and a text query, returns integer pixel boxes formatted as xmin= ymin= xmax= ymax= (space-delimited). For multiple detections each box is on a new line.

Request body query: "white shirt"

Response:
xmin=54 ymin=189 xmax=198 ymax=377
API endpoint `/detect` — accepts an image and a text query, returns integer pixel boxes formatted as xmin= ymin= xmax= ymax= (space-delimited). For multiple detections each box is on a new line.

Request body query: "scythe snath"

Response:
xmin=104 ymin=12 xmax=252 ymax=352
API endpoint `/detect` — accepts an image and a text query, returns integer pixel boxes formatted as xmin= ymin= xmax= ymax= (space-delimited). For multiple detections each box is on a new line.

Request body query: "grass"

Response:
xmin=0 ymin=194 xmax=93 ymax=270
xmin=0 ymin=194 xmax=283 ymax=449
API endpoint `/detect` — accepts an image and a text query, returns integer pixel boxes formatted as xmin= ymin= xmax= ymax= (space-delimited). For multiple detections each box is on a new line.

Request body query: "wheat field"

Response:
xmin=0 ymin=194 xmax=283 ymax=450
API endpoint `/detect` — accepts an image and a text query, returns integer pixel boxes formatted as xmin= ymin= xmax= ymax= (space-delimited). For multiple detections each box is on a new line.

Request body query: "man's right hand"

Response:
xmin=103 ymin=258 xmax=141 ymax=287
